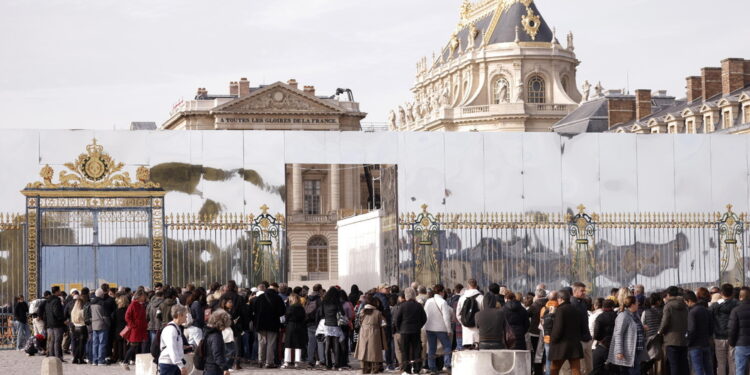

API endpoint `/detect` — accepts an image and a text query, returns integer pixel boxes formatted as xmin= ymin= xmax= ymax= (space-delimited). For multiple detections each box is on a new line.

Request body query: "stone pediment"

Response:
xmin=212 ymin=82 xmax=343 ymax=114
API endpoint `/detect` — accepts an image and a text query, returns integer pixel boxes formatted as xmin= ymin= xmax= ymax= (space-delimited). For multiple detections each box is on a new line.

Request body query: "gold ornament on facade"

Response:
xmin=26 ymin=139 xmax=160 ymax=189
xmin=521 ymin=7 xmax=541 ymax=40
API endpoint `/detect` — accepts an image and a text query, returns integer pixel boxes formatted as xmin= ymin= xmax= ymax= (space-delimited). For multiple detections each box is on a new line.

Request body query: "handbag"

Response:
xmin=504 ymin=319 xmax=516 ymax=349
xmin=119 ymin=325 xmax=130 ymax=340
xmin=646 ymin=333 xmax=663 ymax=361
xmin=337 ymin=312 xmax=349 ymax=327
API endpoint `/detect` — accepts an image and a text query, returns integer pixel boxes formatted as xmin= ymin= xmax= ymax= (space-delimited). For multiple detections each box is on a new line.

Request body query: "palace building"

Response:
xmin=388 ymin=0 xmax=582 ymax=132
xmin=161 ymin=78 xmax=385 ymax=285
xmin=553 ymin=58 xmax=750 ymax=135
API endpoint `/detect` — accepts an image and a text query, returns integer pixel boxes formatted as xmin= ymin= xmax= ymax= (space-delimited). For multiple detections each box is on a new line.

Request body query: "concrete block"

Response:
xmin=40 ymin=357 xmax=63 ymax=375
xmin=135 ymin=353 xmax=156 ymax=375
xmin=452 ymin=349 xmax=531 ymax=374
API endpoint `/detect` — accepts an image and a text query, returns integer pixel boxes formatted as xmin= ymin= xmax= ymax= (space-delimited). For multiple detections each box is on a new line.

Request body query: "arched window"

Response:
xmin=307 ymin=236 xmax=328 ymax=280
xmin=527 ymin=75 xmax=546 ymax=103
xmin=493 ymin=77 xmax=510 ymax=104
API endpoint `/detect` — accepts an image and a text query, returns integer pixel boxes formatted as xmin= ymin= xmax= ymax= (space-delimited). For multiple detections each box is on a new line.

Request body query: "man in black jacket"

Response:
xmin=570 ymin=282 xmax=593 ymax=374
xmin=686 ymin=291 xmax=713 ymax=375
xmin=528 ymin=288 xmax=548 ymax=375
xmin=713 ymin=283 xmax=740 ymax=375
xmin=729 ymin=286 xmax=750 ymax=375
xmin=253 ymin=285 xmax=285 ymax=368
xmin=393 ymin=287 xmax=427 ymax=374
xmin=45 ymin=286 xmax=66 ymax=361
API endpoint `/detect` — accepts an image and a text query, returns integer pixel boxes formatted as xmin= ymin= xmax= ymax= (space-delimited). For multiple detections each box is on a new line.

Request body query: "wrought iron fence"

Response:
xmin=0 ymin=215 xmax=24 ymax=313
xmin=398 ymin=204 xmax=748 ymax=297
xmin=164 ymin=205 xmax=286 ymax=289
xmin=0 ymin=314 xmax=14 ymax=350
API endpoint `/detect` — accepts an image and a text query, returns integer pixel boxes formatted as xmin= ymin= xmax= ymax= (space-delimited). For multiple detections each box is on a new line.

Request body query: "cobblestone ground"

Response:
xmin=0 ymin=350 xmax=365 ymax=375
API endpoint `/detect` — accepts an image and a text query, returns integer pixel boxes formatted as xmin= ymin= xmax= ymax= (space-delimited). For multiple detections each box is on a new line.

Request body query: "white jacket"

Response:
xmin=158 ymin=322 xmax=185 ymax=369
xmin=455 ymin=288 xmax=484 ymax=346
xmin=424 ymin=295 xmax=453 ymax=333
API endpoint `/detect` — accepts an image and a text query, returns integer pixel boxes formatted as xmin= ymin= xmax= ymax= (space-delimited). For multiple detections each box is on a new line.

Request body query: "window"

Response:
xmin=686 ymin=120 xmax=695 ymax=134
xmin=651 ymin=127 xmax=660 ymax=134
xmin=307 ymin=236 xmax=328 ymax=280
xmin=744 ymin=105 xmax=750 ymax=124
xmin=527 ymin=75 xmax=545 ymax=103
xmin=303 ymin=180 xmax=321 ymax=215
xmin=723 ymin=110 xmax=732 ymax=129
xmin=668 ymin=124 xmax=677 ymax=134
xmin=704 ymin=115 xmax=714 ymax=133
xmin=493 ymin=77 xmax=510 ymax=104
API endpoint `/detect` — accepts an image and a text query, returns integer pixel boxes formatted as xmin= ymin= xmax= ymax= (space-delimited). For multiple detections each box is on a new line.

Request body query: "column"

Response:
xmin=292 ymin=164 xmax=303 ymax=213
xmin=330 ymin=164 xmax=340 ymax=212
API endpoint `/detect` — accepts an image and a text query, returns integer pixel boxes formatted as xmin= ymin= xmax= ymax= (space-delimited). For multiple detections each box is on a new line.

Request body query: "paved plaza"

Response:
xmin=0 ymin=350 xmax=363 ymax=375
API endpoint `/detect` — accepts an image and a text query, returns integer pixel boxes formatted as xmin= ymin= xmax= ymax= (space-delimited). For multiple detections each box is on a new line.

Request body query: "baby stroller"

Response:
xmin=24 ymin=334 xmax=46 ymax=356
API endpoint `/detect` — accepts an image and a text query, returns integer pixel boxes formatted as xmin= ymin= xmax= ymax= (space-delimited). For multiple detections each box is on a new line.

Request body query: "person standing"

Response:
xmin=591 ymin=299 xmax=617 ymax=375
xmin=540 ymin=290 xmax=560 ymax=375
xmin=394 ymin=287 xmax=427 ymax=374
xmin=69 ymin=292 xmax=88 ymax=364
xmin=112 ymin=294 xmax=129 ymax=365
xmin=204 ymin=310 xmax=231 ymax=375
xmin=657 ymin=286 xmax=689 ymax=375
xmin=13 ymin=295 xmax=30 ymax=350
xmin=281 ymin=293 xmax=308 ymax=369
xmin=475 ymin=292 xmax=508 ymax=350
xmin=712 ymin=283 xmax=740 ymax=375
xmin=504 ymin=292 xmax=529 ymax=350
xmin=253 ymin=283 xmax=285 ymax=368
xmin=90 ymin=288 xmax=112 ymax=366
xmin=685 ymin=290 xmax=713 ymax=375
xmin=44 ymin=285 xmax=65 ymax=361
xmin=355 ymin=294 xmax=388 ymax=374
xmin=157 ymin=304 xmax=189 ymax=375
xmin=317 ymin=288 xmax=345 ymax=370
xmin=607 ymin=296 xmax=646 ymax=375
xmin=455 ymin=279 xmax=484 ymax=349
xmin=729 ymin=286 xmax=750 ymax=374
xmin=641 ymin=292 xmax=664 ymax=375
xmin=571 ymin=282 xmax=593 ymax=374
xmin=122 ymin=290 xmax=148 ymax=371
xmin=304 ymin=284 xmax=324 ymax=368
xmin=423 ymin=284 xmax=453 ymax=373
xmin=549 ymin=289 xmax=586 ymax=375
xmin=528 ymin=289 xmax=548 ymax=375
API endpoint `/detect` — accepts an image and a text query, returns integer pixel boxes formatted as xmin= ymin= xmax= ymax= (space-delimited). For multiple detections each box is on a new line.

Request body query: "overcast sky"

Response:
xmin=1 ymin=0 xmax=749 ymax=129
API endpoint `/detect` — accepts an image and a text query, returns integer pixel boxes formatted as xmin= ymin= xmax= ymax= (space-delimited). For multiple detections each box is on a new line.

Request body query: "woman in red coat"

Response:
xmin=122 ymin=290 xmax=148 ymax=370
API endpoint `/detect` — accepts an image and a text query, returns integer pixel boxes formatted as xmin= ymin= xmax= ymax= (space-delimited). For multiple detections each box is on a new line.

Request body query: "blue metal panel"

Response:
xmin=40 ymin=246 xmax=95 ymax=292
xmin=97 ymin=246 xmax=150 ymax=289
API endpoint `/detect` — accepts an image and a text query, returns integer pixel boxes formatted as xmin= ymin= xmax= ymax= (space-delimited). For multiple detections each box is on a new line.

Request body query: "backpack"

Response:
xmin=29 ymin=298 xmax=42 ymax=315
xmin=193 ymin=331 xmax=208 ymax=371
xmin=150 ymin=325 xmax=168 ymax=363
xmin=304 ymin=299 xmax=318 ymax=323
xmin=459 ymin=294 xmax=480 ymax=328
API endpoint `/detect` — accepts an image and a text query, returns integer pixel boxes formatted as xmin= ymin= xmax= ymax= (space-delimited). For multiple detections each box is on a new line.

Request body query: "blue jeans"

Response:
xmin=158 ymin=363 xmax=181 ymax=375
xmin=545 ymin=343 xmax=551 ymax=375
xmin=92 ymin=329 xmax=109 ymax=365
xmin=13 ymin=321 xmax=30 ymax=350
xmin=620 ymin=349 xmax=643 ymax=375
xmin=689 ymin=347 xmax=712 ymax=375
xmin=735 ymin=346 xmax=750 ymax=375
xmin=666 ymin=345 xmax=688 ymax=375
xmin=426 ymin=331 xmax=452 ymax=370
xmin=225 ymin=341 xmax=236 ymax=368
xmin=307 ymin=325 xmax=323 ymax=364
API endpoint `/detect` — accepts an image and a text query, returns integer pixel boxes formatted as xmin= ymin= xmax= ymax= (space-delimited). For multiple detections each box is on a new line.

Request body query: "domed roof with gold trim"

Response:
xmin=442 ymin=0 xmax=554 ymax=61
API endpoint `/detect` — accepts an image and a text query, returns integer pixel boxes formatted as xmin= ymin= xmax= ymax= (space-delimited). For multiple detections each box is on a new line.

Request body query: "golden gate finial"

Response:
xmin=260 ymin=204 xmax=269 ymax=215
xmin=577 ymin=204 xmax=586 ymax=214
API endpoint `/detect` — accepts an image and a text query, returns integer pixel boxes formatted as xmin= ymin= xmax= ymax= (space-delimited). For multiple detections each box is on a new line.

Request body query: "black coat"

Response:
xmin=549 ymin=302 xmax=585 ymax=361
xmin=504 ymin=300 xmax=529 ymax=347
xmin=687 ymin=302 xmax=713 ymax=348
xmin=711 ymin=298 xmax=739 ymax=340
xmin=190 ymin=301 xmax=206 ymax=329
xmin=527 ymin=298 xmax=547 ymax=335
xmin=570 ymin=297 xmax=593 ymax=342
xmin=253 ymin=290 xmax=285 ymax=332
xmin=204 ymin=328 xmax=229 ymax=372
xmin=393 ymin=300 xmax=426 ymax=335
xmin=317 ymin=301 xmax=344 ymax=327
xmin=475 ymin=307 xmax=507 ymax=345
xmin=729 ymin=300 xmax=750 ymax=347
xmin=284 ymin=304 xmax=308 ymax=349
xmin=13 ymin=301 xmax=28 ymax=322
xmin=115 ymin=306 xmax=128 ymax=333
xmin=593 ymin=310 xmax=617 ymax=349
xmin=44 ymin=296 xmax=65 ymax=329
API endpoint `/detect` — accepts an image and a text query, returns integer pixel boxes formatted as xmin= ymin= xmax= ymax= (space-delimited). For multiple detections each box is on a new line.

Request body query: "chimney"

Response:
xmin=287 ymin=79 xmax=298 ymax=90
xmin=303 ymin=85 xmax=316 ymax=96
xmin=745 ymin=60 xmax=750 ymax=87
xmin=686 ymin=76 xmax=702 ymax=102
xmin=701 ymin=67 xmax=722 ymax=100
xmin=722 ymin=58 xmax=746 ymax=95
xmin=607 ymin=96 xmax=636 ymax=129
xmin=229 ymin=81 xmax=238 ymax=96
xmin=635 ymin=89 xmax=652 ymax=120
xmin=238 ymin=78 xmax=250 ymax=97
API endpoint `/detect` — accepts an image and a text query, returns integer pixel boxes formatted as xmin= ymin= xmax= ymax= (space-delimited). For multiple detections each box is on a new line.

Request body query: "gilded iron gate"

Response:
xmin=398 ymin=204 xmax=748 ymax=296
xmin=22 ymin=140 xmax=165 ymax=298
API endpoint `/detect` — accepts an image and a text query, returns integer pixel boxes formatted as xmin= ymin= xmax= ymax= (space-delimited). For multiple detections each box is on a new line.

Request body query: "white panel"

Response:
xmin=146 ymin=131 xmax=191 ymax=165
xmin=399 ymin=132 xmax=446 ymax=213
xmin=483 ymin=133 xmax=524 ymax=212
xmin=444 ymin=132 xmax=484 ymax=213
xmin=323 ymin=132 xmax=342 ymax=164
xmin=39 ymin=130 xmax=95 ymax=164
xmin=711 ymin=135 xmax=749 ymax=212
xmin=673 ymin=135 xmax=712 ymax=212
xmin=363 ymin=132 xmax=399 ymax=165
xmin=560 ymin=134 xmax=600 ymax=213
xmin=243 ymin=131 xmax=286 ymax=215
xmin=199 ymin=132 xmax=244 ymax=213
xmin=636 ymin=135 xmax=675 ymax=212
xmin=283 ymin=131 xmax=327 ymax=164
xmin=599 ymin=134 xmax=638 ymax=213
xmin=0 ymin=130 xmax=39 ymax=212
xmin=522 ymin=133 xmax=562 ymax=213
xmin=338 ymin=132 xmax=365 ymax=164
xmin=92 ymin=130 xmax=149 ymax=165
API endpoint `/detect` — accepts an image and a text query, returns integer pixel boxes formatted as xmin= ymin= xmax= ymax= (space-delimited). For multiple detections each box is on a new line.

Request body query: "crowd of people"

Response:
xmin=8 ymin=279 xmax=750 ymax=375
